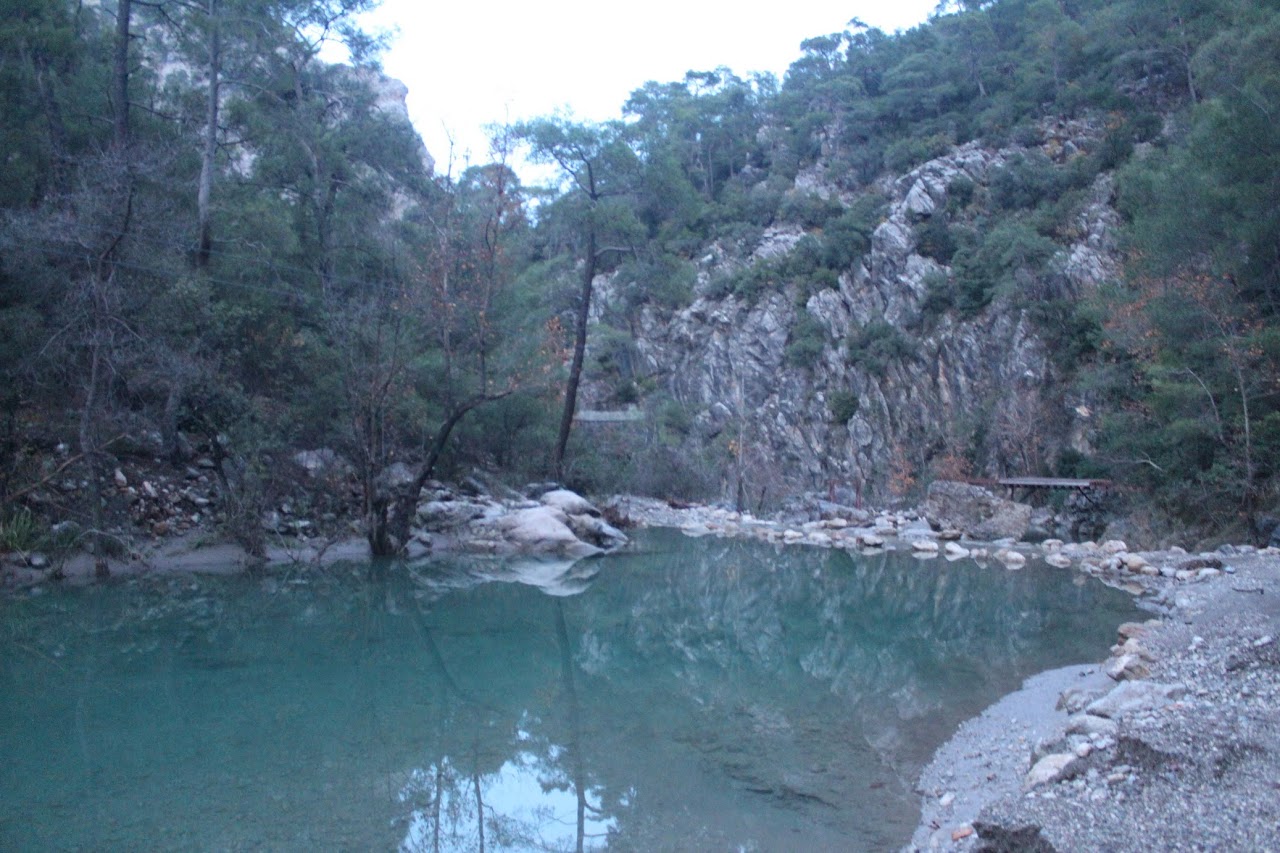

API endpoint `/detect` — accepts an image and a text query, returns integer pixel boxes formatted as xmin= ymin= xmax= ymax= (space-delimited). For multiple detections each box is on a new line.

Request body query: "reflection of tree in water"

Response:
xmin=396 ymin=588 xmax=613 ymax=852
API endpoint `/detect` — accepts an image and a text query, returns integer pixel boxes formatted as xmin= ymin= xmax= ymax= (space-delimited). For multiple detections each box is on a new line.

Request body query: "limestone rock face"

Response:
xmin=596 ymin=125 xmax=1121 ymax=505
xmin=923 ymin=480 xmax=1033 ymax=541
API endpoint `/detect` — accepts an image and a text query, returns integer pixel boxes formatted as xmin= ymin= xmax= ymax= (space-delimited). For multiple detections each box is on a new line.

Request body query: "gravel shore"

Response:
xmin=909 ymin=549 xmax=1280 ymax=852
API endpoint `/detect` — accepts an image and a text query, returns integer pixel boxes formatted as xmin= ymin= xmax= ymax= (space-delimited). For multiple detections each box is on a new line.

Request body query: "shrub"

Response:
xmin=847 ymin=320 xmax=915 ymax=372
xmin=920 ymin=270 xmax=956 ymax=317
xmin=914 ymin=217 xmax=957 ymax=264
xmin=951 ymin=221 xmax=1057 ymax=314
xmin=822 ymin=196 xmax=884 ymax=270
xmin=828 ymin=390 xmax=860 ymax=424
xmin=780 ymin=192 xmax=845 ymax=228
xmin=883 ymin=133 xmax=954 ymax=173
xmin=946 ymin=175 xmax=976 ymax=211
xmin=617 ymin=254 xmax=696 ymax=311
xmin=785 ymin=314 xmax=829 ymax=369
xmin=990 ymin=151 xmax=1068 ymax=211
xmin=0 ymin=507 xmax=42 ymax=553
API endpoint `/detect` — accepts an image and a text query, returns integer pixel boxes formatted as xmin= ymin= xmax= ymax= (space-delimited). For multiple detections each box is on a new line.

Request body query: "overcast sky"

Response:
xmin=364 ymin=1 xmax=938 ymax=175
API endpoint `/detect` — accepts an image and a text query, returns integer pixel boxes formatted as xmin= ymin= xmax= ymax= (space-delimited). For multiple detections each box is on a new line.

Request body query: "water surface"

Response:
xmin=0 ymin=530 xmax=1140 ymax=850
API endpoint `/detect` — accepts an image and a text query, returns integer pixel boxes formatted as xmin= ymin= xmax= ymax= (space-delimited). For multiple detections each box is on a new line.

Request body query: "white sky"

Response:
xmin=365 ymin=1 xmax=938 ymax=177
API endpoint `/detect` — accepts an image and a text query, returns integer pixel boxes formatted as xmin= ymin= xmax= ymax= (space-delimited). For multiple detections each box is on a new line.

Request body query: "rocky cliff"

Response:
xmin=587 ymin=121 xmax=1124 ymax=506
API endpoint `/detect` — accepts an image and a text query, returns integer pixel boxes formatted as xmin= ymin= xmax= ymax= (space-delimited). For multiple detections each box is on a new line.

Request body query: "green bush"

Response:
xmin=946 ymin=175 xmax=976 ymax=211
xmin=617 ymin=254 xmax=696 ymax=311
xmin=828 ymin=390 xmax=860 ymax=424
xmin=780 ymin=192 xmax=845 ymax=228
xmin=950 ymin=221 xmax=1057 ymax=314
xmin=920 ymin=270 xmax=956 ymax=318
xmin=914 ymin=217 xmax=957 ymax=264
xmin=990 ymin=151 xmax=1068 ymax=211
xmin=821 ymin=196 xmax=884 ymax=270
xmin=847 ymin=320 xmax=915 ymax=372
xmin=883 ymin=133 xmax=954 ymax=173
xmin=785 ymin=314 xmax=829 ymax=369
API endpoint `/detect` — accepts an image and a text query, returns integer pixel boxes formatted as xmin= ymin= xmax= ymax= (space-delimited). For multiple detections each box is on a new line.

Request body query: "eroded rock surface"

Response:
xmin=923 ymin=481 xmax=1033 ymax=542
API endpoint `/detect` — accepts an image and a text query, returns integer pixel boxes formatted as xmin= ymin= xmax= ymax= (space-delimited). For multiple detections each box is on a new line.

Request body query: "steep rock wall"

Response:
xmin=591 ymin=133 xmax=1122 ymax=504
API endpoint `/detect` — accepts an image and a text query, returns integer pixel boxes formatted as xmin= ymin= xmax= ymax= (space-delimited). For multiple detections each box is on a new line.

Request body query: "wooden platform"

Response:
xmin=574 ymin=409 xmax=645 ymax=423
xmin=967 ymin=477 xmax=1112 ymax=491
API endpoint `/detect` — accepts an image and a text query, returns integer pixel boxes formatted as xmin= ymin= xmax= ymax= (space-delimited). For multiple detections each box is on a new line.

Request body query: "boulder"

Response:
xmin=1024 ymin=753 xmax=1079 ymax=789
xmin=540 ymin=489 xmax=599 ymax=516
xmin=1105 ymin=653 xmax=1151 ymax=681
xmin=1086 ymin=680 xmax=1187 ymax=719
xmin=995 ymin=548 xmax=1027 ymax=567
xmin=416 ymin=499 xmax=490 ymax=531
xmin=923 ymin=481 xmax=1032 ymax=541
xmin=1065 ymin=713 xmax=1118 ymax=738
xmin=497 ymin=506 xmax=602 ymax=559
xmin=294 ymin=449 xmax=347 ymax=478
xmin=565 ymin=513 xmax=628 ymax=550
xmin=374 ymin=462 xmax=416 ymax=497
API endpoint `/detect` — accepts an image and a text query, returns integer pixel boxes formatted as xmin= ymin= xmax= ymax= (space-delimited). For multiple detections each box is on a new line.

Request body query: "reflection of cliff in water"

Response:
xmin=572 ymin=532 xmax=1132 ymax=797
xmin=398 ymin=529 xmax=1138 ymax=850
xmin=0 ymin=530 xmax=1139 ymax=851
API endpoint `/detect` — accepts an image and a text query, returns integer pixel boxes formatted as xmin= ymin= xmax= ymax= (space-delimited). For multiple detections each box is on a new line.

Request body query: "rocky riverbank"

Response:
xmin=601 ymin=494 xmax=1280 ymax=852
xmin=907 ymin=549 xmax=1280 ymax=852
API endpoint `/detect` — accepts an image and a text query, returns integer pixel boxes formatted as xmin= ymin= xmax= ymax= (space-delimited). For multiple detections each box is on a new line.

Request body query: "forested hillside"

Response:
xmin=2 ymin=0 xmax=1278 ymax=556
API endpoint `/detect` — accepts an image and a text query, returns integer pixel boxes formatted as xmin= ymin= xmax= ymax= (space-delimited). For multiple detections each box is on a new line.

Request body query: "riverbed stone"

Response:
xmin=1065 ymin=713 xmax=1118 ymax=739
xmin=995 ymin=548 xmax=1027 ymax=567
xmin=1086 ymin=680 xmax=1187 ymax=719
xmin=1105 ymin=653 xmax=1150 ymax=682
xmin=1025 ymin=753 xmax=1078 ymax=789
xmin=565 ymin=513 xmax=628 ymax=550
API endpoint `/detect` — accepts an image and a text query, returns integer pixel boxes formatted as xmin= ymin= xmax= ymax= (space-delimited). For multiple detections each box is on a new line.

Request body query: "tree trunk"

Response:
xmin=112 ymin=0 xmax=132 ymax=150
xmin=196 ymin=0 xmax=221 ymax=267
xmin=79 ymin=307 xmax=109 ymax=578
xmin=555 ymin=600 xmax=588 ymax=853
xmin=367 ymin=392 xmax=513 ymax=557
xmin=32 ymin=51 xmax=68 ymax=159
xmin=553 ymin=227 xmax=597 ymax=481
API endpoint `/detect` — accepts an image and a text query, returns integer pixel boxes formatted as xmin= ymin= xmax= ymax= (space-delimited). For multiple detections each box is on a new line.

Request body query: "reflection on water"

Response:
xmin=397 ymin=750 xmax=615 ymax=852
xmin=0 ymin=530 xmax=1140 ymax=850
